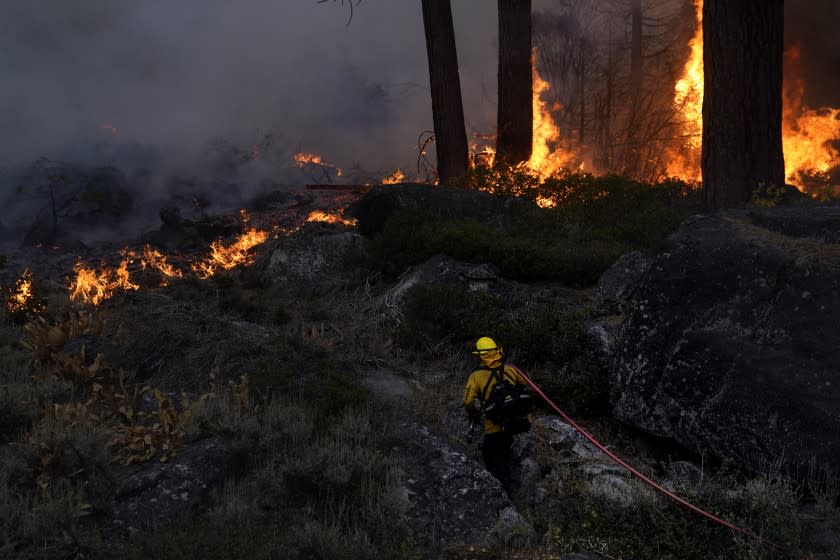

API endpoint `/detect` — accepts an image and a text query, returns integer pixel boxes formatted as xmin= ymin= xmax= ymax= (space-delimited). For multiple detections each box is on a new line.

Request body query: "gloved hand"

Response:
xmin=465 ymin=423 xmax=475 ymax=444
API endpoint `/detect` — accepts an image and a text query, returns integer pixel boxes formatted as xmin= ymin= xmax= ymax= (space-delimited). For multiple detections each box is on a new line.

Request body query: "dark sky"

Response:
xmin=0 ymin=0 xmax=836 ymax=177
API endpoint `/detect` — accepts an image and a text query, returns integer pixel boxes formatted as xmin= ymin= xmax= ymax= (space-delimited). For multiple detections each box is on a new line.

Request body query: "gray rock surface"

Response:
xmin=392 ymin=420 xmax=533 ymax=553
xmin=266 ymin=228 xmax=361 ymax=288
xmin=104 ymin=436 xmax=236 ymax=537
xmin=595 ymin=250 xmax=652 ymax=315
xmin=610 ymin=208 xmax=840 ymax=472
xmin=380 ymin=254 xmax=583 ymax=327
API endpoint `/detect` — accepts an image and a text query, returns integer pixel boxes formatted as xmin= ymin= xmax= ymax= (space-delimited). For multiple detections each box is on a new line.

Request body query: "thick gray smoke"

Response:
xmin=0 ymin=1 xmax=508 ymax=238
xmin=0 ymin=0 xmax=836 ymax=237
xmin=785 ymin=0 xmax=840 ymax=108
xmin=0 ymin=1 xmax=499 ymax=177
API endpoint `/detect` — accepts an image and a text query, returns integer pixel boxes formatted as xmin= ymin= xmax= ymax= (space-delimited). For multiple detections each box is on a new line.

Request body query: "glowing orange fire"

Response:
xmin=782 ymin=46 xmax=840 ymax=189
xmin=293 ymin=152 xmax=343 ymax=177
xmin=68 ymin=208 xmax=269 ymax=304
xmin=305 ymin=210 xmax=358 ymax=227
xmin=190 ymin=228 xmax=269 ymax=280
xmin=469 ymin=50 xmax=578 ymax=185
xmin=665 ymin=0 xmax=704 ymax=182
xmin=140 ymin=245 xmax=184 ymax=281
xmin=668 ymin=0 xmax=840 ymax=190
xmin=527 ymin=54 xmax=576 ymax=178
xmin=7 ymin=268 xmax=44 ymax=314
xmin=69 ymin=259 xmax=139 ymax=306
xmin=381 ymin=168 xmax=406 ymax=185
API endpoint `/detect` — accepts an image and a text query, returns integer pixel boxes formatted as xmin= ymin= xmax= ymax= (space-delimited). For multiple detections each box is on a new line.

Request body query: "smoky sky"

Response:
xmin=0 ymin=0 xmax=507 ymax=176
xmin=0 ymin=0 xmax=837 ymax=178
xmin=784 ymin=0 xmax=840 ymax=108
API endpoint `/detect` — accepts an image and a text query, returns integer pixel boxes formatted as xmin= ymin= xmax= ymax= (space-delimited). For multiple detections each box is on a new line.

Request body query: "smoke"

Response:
xmin=0 ymin=1 xmax=518 ymax=179
xmin=0 ymin=1 xmax=503 ymax=238
xmin=784 ymin=0 xmax=840 ymax=109
xmin=0 ymin=0 xmax=836 ymax=223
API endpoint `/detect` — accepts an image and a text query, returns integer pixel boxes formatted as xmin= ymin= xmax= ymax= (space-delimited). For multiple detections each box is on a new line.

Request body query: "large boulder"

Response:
xmin=610 ymin=207 xmax=840 ymax=472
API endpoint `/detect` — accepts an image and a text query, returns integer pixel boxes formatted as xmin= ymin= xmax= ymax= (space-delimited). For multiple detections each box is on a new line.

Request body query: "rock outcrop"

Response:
xmin=610 ymin=207 xmax=840 ymax=472
xmin=266 ymin=226 xmax=361 ymax=289
xmin=104 ymin=436 xmax=237 ymax=537
xmin=392 ymin=420 xmax=534 ymax=553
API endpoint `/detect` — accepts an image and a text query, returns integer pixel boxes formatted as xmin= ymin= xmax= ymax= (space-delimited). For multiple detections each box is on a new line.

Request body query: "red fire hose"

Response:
xmin=508 ymin=365 xmax=783 ymax=552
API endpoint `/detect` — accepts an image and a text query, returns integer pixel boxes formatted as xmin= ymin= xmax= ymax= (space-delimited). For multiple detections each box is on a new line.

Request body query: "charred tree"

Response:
xmin=701 ymin=0 xmax=785 ymax=210
xmin=496 ymin=0 xmax=533 ymax=167
xmin=422 ymin=0 xmax=469 ymax=185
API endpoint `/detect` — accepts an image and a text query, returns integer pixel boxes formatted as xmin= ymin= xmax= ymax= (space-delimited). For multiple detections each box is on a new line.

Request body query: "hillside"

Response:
xmin=1 ymin=176 xmax=838 ymax=560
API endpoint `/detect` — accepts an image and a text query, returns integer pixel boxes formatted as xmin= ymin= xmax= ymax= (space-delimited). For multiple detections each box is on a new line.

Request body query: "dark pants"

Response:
xmin=481 ymin=432 xmax=514 ymax=494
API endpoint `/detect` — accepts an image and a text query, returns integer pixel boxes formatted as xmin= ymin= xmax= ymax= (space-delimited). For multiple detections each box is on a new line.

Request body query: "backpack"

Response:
xmin=480 ymin=366 xmax=533 ymax=435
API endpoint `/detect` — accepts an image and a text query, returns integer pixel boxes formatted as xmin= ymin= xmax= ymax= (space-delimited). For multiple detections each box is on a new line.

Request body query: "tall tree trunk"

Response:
xmin=496 ymin=0 xmax=532 ymax=167
xmin=701 ymin=0 xmax=784 ymax=210
xmin=422 ymin=0 xmax=469 ymax=184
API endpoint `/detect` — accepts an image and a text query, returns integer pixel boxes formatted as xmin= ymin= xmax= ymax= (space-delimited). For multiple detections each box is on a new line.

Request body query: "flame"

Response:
xmin=782 ymin=46 xmax=840 ymax=190
xmin=527 ymin=53 xmax=575 ymax=178
xmin=69 ymin=259 xmax=139 ymax=306
xmin=534 ymin=195 xmax=556 ymax=208
xmin=190 ymin=228 xmax=269 ymax=280
xmin=381 ymin=168 xmax=406 ymax=184
xmin=665 ymin=0 xmax=704 ymax=182
xmin=306 ymin=210 xmax=358 ymax=227
xmin=7 ymin=268 xmax=44 ymax=314
xmin=469 ymin=51 xmax=578 ymax=184
xmin=140 ymin=245 xmax=184 ymax=280
xmin=293 ymin=152 xmax=344 ymax=177
xmin=667 ymin=1 xmax=840 ymax=190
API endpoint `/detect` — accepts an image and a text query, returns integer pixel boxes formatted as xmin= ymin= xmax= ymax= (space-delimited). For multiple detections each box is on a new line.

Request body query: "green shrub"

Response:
xmin=543 ymin=462 xmax=801 ymax=560
xmin=0 ymin=342 xmax=38 ymax=439
xmin=100 ymin=404 xmax=416 ymax=560
xmin=366 ymin=173 xmax=700 ymax=288
xmin=254 ymin=334 xmax=369 ymax=422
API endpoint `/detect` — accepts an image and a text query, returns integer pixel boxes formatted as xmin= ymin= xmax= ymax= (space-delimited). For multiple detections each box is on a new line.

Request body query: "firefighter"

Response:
xmin=463 ymin=336 xmax=530 ymax=494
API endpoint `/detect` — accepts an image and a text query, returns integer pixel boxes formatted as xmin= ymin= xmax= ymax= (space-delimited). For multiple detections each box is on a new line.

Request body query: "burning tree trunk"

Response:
xmin=422 ymin=0 xmax=469 ymax=184
xmin=495 ymin=0 xmax=533 ymax=167
xmin=701 ymin=0 xmax=785 ymax=210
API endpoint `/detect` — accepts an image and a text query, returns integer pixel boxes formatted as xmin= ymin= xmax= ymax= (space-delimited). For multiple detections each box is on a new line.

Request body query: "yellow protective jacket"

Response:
xmin=463 ymin=363 xmax=527 ymax=434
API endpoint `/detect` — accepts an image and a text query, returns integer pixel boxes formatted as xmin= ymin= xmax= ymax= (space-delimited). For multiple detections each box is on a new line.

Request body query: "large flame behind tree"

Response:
xmin=668 ymin=0 xmax=840 ymax=191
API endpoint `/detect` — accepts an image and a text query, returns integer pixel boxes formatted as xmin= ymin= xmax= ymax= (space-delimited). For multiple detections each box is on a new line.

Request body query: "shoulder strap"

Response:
xmin=480 ymin=365 xmax=507 ymax=403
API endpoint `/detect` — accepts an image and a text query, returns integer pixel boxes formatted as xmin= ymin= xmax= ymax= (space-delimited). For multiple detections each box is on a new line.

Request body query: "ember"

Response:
xmin=381 ymin=168 xmax=406 ymax=185
xmin=6 ymin=268 xmax=44 ymax=314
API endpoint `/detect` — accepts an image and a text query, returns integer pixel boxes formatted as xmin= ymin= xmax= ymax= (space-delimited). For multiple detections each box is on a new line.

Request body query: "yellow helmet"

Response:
xmin=472 ymin=336 xmax=498 ymax=355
